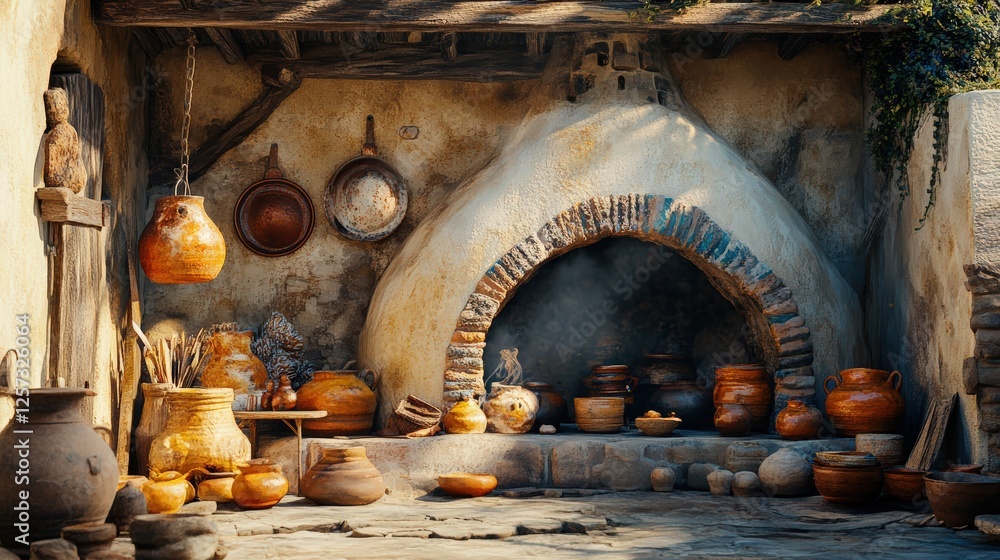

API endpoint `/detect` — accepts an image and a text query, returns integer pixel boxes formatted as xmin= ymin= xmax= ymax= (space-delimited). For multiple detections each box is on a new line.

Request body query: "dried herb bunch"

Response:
xmin=143 ymin=330 xmax=212 ymax=388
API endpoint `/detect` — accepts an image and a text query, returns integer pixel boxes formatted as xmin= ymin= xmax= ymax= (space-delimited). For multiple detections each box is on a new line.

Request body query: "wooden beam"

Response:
xmin=441 ymin=31 xmax=458 ymax=61
xmin=36 ymin=188 xmax=108 ymax=229
xmin=256 ymin=45 xmax=546 ymax=82
xmin=204 ymin=27 xmax=245 ymax=64
xmin=276 ymin=30 xmax=301 ymax=59
xmin=188 ymin=68 xmax=301 ymax=182
xmin=525 ymin=32 xmax=546 ymax=56
xmin=94 ymin=1 xmax=898 ymax=34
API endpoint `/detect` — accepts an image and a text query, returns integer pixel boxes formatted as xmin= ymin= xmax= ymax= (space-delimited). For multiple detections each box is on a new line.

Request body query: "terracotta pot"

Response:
xmin=135 ymin=382 xmax=173 ymax=477
xmin=297 ymin=370 xmax=377 ymax=436
xmin=200 ymin=330 xmax=268 ymax=396
xmin=138 ymin=195 xmax=226 ymax=284
xmin=142 ymin=472 xmax=191 ymax=514
xmin=824 ymin=368 xmax=904 ymax=436
xmin=883 ymin=468 xmax=928 ymax=502
xmin=855 ymin=434 xmax=904 ymax=466
xmin=147 ymin=388 xmax=252 ymax=474
xmin=574 ymin=397 xmax=624 ymax=433
xmin=812 ymin=463 xmax=883 ymax=503
xmin=585 ymin=366 xmax=639 ymax=404
xmin=714 ymin=404 xmax=752 ymax=437
xmin=924 ymin=471 xmax=1000 ymax=528
xmin=713 ymin=364 xmax=772 ymax=432
xmin=775 ymin=399 xmax=824 ymax=441
xmin=524 ymin=382 xmax=567 ymax=429
xmin=651 ymin=381 xmax=713 ymax=428
xmin=0 ymin=388 xmax=118 ymax=545
xmin=758 ymin=448 xmax=814 ymax=497
xmin=633 ymin=354 xmax=695 ymax=384
xmin=437 ymin=473 xmax=498 ymax=497
xmin=725 ymin=442 xmax=769 ymax=475
xmin=483 ymin=384 xmax=538 ymax=434
xmin=232 ymin=459 xmax=288 ymax=509
xmin=443 ymin=398 xmax=487 ymax=434
xmin=300 ymin=446 xmax=385 ymax=506
xmin=197 ymin=477 xmax=235 ymax=503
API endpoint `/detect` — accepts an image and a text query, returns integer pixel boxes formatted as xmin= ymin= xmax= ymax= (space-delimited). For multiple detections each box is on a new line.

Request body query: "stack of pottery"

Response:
xmin=300 ymin=445 xmax=385 ymax=506
xmin=574 ymin=397 xmax=625 ymax=433
xmin=714 ymin=364 xmax=772 ymax=432
xmin=775 ymin=399 xmax=824 ymax=440
xmin=297 ymin=369 xmax=377 ymax=436
xmin=585 ymin=365 xmax=639 ymax=404
xmin=811 ymin=451 xmax=883 ymax=503
xmin=232 ymin=459 xmax=288 ymax=510
xmin=524 ymin=381 xmax=567 ymax=430
xmin=147 ymin=388 xmax=252 ymax=474
xmin=824 ymin=368 xmax=904 ymax=436
xmin=924 ymin=471 xmax=1000 ymax=527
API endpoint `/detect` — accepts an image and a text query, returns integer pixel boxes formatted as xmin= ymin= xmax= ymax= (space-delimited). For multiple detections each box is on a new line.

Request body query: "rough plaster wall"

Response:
xmin=674 ymin=43 xmax=867 ymax=292
xmin=869 ymin=93 xmax=983 ymax=463
xmin=143 ymin=48 xmax=534 ymax=368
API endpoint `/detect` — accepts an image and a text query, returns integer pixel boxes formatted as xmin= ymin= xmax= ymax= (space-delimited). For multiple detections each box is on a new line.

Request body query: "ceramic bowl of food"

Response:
xmin=635 ymin=416 xmax=682 ymax=437
xmin=437 ymin=473 xmax=498 ymax=498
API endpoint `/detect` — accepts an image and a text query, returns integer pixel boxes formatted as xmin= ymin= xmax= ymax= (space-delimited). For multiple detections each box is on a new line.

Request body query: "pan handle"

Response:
xmin=362 ymin=115 xmax=378 ymax=157
xmin=264 ymin=143 xmax=283 ymax=179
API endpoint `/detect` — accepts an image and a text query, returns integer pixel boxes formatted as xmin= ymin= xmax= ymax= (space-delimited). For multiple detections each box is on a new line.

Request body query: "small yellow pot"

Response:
xmin=232 ymin=459 xmax=288 ymax=510
xmin=143 ymin=472 xmax=191 ymax=514
xmin=443 ymin=399 xmax=487 ymax=434
xmin=197 ymin=477 xmax=235 ymax=503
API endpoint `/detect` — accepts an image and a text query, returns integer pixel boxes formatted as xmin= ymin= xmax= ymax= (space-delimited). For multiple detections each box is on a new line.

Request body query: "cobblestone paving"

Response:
xmin=216 ymin=491 xmax=999 ymax=559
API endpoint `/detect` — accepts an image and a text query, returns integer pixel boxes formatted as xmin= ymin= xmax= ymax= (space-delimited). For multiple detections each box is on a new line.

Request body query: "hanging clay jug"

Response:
xmin=824 ymin=368 xmax=904 ymax=436
xmin=300 ymin=446 xmax=386 ymax=506
xmin=443 ymin=397 xmax=488 ymax=434
xmin=483 ymin=384 xmax=538 ymax=434
xmin=714 ymin=403 xmax=753 ymax=437
xmin=199 ymin=330 xmax=268 ymax=396
xmin=147 ymin=388 xmax=252 ymax=475
xmin=135 ymin=382 xmax=173 ymax=477
xmin=232 ymin=459 xmax=288 ymax=510
xmin=139 ymin=195 xmax=226 ymax=284
xmin=776 ymin=399 xmax=824 ymax=441
xmin=296 ymin=370 xmax=378 ymax=436
xmin=524 ymin=381 xmax=568 ymax=429
xmin=142 ymin=471 xmax=191 ymax=514
xmin=650 ymin=380 xmax=713 ymax=428
xmin=0 ymin=388 xmax=118 ymax=545
xmin=713 ymin=364 xmax=772 ymax=432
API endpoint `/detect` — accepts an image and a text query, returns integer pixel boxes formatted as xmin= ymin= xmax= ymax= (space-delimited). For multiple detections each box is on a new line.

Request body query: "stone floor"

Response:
xmin=212 ymin=491 xmax=999 ymax=559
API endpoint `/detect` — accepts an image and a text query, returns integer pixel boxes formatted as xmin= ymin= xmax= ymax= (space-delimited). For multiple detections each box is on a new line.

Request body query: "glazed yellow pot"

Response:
xmin=200 ymin=330 xmax=268 ymax=395
xmin=232 ymin=459 xmax=288 ymax=510
xmin=143 ymin=472 xmax=191 ymax=514
xmin=147 ymin=388 xmax=252 ymax=475
xmin=443 ymin=398 xmax=487 ymax=434
xmin=197 ymin=477 xmax=235 ymax=503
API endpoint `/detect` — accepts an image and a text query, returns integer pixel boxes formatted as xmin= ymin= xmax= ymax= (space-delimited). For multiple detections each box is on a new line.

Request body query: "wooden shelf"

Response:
xmin=36 ymin=187 xmax=108 ymax=229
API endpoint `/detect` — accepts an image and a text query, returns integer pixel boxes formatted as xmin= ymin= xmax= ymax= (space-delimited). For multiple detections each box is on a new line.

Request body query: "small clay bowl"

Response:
xmin=883 ymin=467 xmax=928 ymax=502
xmin=438 ymin=473 xmax=498 ymax=498
xmin=635 ymin=416 xmax=682 ymax=437
xmin=814 ymin=451 xmax=879 ymax=468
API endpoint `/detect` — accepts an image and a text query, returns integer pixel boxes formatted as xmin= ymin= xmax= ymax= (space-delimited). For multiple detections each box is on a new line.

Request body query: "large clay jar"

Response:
xmin=147 ymin=388 xmax=251 ymax=474
xmin=232 ymin=459 xmax=288 ymax=510
xmin=300 ymin=446 xmax=386 ymax=506
xmin=775 ymin=399 xmax=824 ymax=441
xmin=714 ymin=403 xmax=752 ymax=437
xmin=585 ymin=366 xmax=639 ymax=404
xmin=483 ymin=384 xmax=538 ymax=434
xmin=824 ymin=369 xmax=905 ymax=436
xmin=142 ymin=471 xmax=191 ymax=514
xmin=199 ymin=330 xmax=268 ymax=396
xmin=633 ymin=354 xmax=695 ymax=384
xmin=524 ymin=382 xmax=568 ymax=429
xmin=443 ymin=398 xmax=487 ymax=434
xmin=713 ymin=364 xmax=772 ymax=432
xmin=135 ymin=382 xmax=173 ymax=477
xmin=0 ymin=388 xmax=118 ymax=545
xmin=296 ymin=370 xmax=377 ymax=436
xmin=758 ymin=448 xmax=814 ymax=497
xmin=651 ymin=381 xmax=713 ymax=428
xmin=138 ymin=195 xmax=226 ymax=284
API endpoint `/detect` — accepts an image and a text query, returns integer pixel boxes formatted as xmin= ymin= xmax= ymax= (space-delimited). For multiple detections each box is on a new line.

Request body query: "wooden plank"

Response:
xmin=256 ymin=45 xmax=546 ymax=82
xmin=233 ymin=411 xmax=328 ymax=420
xmin=441 ymin=31 xmax=458 ymax=60
xmin=276 ymin=30 xmax=301 ymax=59
xmin=116 ymin=252 xmax=142 ymax=475
xmin=94 ymin=1 xmax=898 ymax=34
xmin=905 ymin=393 xmax=957 ymax=470
xmin=204 ymin=27 xmax=245 ymax=63
xmin=36 ymin=187 xmax=107 ymax=228
xmin=188 ymin=68 xmax=301 ymax=182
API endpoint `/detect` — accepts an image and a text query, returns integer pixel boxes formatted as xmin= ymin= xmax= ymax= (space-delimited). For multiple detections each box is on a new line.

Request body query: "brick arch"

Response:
xmin=444 ymin=194 xmax=815 ymax=413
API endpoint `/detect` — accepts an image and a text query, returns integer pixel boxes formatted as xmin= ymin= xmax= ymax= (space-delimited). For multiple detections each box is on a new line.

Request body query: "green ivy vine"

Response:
xmin=866 ymin=0 xmax=1000 ymax=229
xmin=629 ymin=0 xmax=707 ymax=22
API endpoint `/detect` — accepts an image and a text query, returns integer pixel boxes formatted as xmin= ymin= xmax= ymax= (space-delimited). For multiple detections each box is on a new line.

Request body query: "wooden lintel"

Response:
xmin=94 ymin=1 xmax=898 ymax=34
xmin=188 ymin=70 xmax=301 ymax=182
xmin=204 ymin=27 xmax=245 ymax=64
xmin=256 ymin=45 xmax=546 ymax=82
xmin=36 ymin=188 xmax=107 ymax=229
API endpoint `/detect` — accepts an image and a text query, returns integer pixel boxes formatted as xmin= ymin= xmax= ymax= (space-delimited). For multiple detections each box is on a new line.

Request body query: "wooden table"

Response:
xmin=233 ymin=410 xmax=327 ymax=490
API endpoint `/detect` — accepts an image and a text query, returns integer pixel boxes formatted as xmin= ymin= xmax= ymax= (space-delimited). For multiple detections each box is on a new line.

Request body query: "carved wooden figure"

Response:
xmin=43 ymin=88 xmax=87 ymax=194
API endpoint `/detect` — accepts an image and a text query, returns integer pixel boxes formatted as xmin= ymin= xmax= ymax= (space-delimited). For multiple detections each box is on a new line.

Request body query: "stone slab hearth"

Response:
xmin=258 ymin=430 xmax=852 ymax=496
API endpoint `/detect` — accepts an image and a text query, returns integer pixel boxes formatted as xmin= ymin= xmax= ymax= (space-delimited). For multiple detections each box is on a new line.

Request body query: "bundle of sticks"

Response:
xmin=133 ymin=323 xmax=212 ymax=388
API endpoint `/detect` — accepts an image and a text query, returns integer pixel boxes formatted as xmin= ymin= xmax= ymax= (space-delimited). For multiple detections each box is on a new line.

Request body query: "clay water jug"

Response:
xmin=232 ymin=459 xmax=288 ymax=509
xmin=524 ymin=381 xmax=567 ymax=429
xmin=713 ymin=364 xmax=772 ymax=432
xmin=0 ymin=388 xmax=118 ymax=545
xmin=775 ymin=399 xmax=824 ymax=440
xmin=824 ymin=368 xmax=904 ymax=436
xmin=199 ymin=330 xmax=268 ymax=396
xmin=483 ymin=384 xmax=538 ymax=434
xmin=443 ymin=397 xmax=488 ymax=434
xmin=296 ymin=370 xmax=378 ymax=436
xmin=300 ymin=446 xmax=385 ymax=506
xmin=139 ymin=195 xmax=226 ymax=284
xmin=147 ymin=388 xmax=251 ymax=474
xmin=135 ymin=382 xmax=173 ymax=477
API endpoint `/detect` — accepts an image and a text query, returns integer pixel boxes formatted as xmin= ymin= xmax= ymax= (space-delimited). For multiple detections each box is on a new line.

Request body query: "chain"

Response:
xmin=174 ymin=37 xmax=197 ymax=196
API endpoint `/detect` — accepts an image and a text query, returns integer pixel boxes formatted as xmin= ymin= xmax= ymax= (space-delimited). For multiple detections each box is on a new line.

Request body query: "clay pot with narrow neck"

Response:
xmin=824 ymin=368 xmax=904 ymax=436
xmin=775 ymin=399 xmax=824 ymax=441
xmin=135 ymin=382 xmax=173 ymax=477
xmin=443 ymin=398 xmax=487 ymax=434
xmin=713 ymin=364 xmax=772 ymax=432
xmin=199 ymin=330 xmax=268 ymax=396
xmin=0 ymin=388 xmax=118 ymax=546
xmin=300 ymin=446 xmax=385 ymax=506
xmin=147 ymin=388 xmax=251 ymax=474
xmin=524 ymin=382 xmax=567 ymax=430
xmin=296 ymin=370 xmax=377 ymax=436
xmin=138 ymin=195 xmax=226 ymax=284
xmin=232 ymin=459 xmax=288 ymax=510
xmin=714 ymin=403 xmax=752 ymax=437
